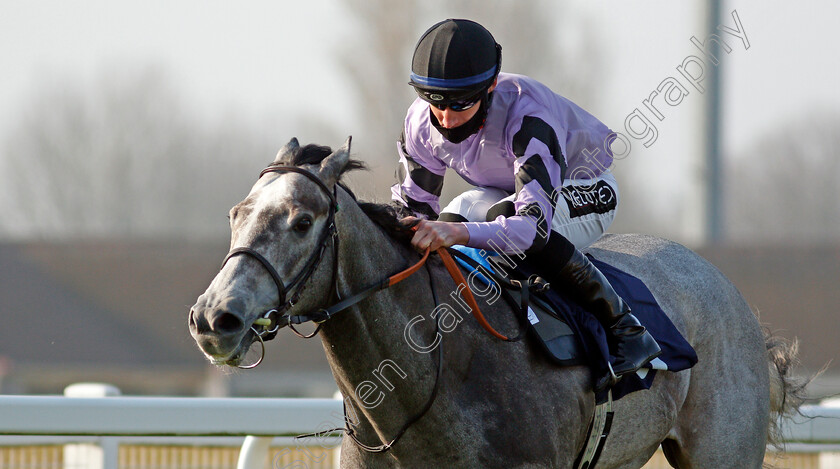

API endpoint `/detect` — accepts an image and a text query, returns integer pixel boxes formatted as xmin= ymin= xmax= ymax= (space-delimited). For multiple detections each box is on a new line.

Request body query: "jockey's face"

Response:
xmin=428 ymin=82 xmax=497 ymax=130
xmin=429 ymin=101 xmax=481 ymax=129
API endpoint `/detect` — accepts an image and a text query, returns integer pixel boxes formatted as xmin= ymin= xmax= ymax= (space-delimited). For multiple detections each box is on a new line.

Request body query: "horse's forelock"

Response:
xmin=268 ymin=139 xmax=410 ymax=240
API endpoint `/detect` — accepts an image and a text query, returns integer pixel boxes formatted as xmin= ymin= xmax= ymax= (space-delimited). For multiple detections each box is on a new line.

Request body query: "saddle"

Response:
xmin=448 ymin=246 xmax=583 ymax=366
xmin=448 ymin=245 xmax=698 ymax=402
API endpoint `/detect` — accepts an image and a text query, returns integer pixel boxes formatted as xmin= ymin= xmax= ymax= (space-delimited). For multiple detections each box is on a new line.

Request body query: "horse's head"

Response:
xmin=189 ymin=137 xmax=353 ymax=366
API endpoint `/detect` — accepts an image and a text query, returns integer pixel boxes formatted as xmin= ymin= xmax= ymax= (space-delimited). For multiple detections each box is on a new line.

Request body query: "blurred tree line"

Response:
xmin=0 ymin=1 xmax=838 ymax=244
xmin=0 ymin=66 xmax=277 ymax=239
xmin=0 ymin=0 xmax=600 ymax=240
xmin=725 ymin=110 xmax=840 ymax=243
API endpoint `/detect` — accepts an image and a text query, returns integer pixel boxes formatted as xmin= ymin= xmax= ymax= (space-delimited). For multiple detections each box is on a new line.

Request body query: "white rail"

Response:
xmin=0 ymin=394 xmax=838 ymax=469
xmin=783 ymin=405 xmax=840 ymax=443
xmin=0 ymin=395 xmax=342 ymax=437
xmin=0 ymin=392 xmax=344 ymax=469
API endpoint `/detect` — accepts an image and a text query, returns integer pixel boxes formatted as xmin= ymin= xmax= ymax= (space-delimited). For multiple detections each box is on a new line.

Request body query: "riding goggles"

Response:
xmin=414 ymin=88 xmax=484 ymax=111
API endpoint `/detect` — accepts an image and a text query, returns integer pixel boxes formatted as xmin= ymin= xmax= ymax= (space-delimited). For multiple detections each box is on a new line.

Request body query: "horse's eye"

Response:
xmin=293 ymin=216 xmax=313 ymax=233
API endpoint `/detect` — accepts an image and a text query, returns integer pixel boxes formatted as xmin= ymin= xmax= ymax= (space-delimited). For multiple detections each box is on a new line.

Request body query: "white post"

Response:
xmin=63 ymin=383 xmax=121 ymax=469
xmin=236 ymin=435 xmax=273 ymax=469
xmin=820 ymin=398 xmax=840 ymax=468
xmin=333 ymin=390 xmax=344 ymax=469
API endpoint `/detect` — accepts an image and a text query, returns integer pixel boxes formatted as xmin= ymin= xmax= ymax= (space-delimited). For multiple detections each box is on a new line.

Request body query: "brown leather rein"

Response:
xmin=275 ymin=230 xmax=516 ymax=341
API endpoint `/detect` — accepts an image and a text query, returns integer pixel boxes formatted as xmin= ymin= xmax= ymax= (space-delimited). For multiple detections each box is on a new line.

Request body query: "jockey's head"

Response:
xmin=409 ymin=19 xmax=501 ymax=130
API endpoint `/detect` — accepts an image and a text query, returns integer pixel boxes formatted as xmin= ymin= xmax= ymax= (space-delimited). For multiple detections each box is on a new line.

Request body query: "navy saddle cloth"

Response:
xmin=451 ymin=246 xmax=698 ymax=401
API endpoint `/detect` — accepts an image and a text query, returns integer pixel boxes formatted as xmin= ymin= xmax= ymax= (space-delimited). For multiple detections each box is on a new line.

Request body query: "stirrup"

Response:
xmin=594 ymin=362 xmax=620 ymax=393
xmin=610 ymin=329 xmax=662 ymax=377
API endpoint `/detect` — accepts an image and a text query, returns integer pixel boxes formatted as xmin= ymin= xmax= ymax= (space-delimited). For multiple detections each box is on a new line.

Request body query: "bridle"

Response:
xmin=221 ymin=164 xmax=341 ymax=367
xmin=218 ymin=162 xmax=522 ymax=452
xmin=217 ymin=163 xmax=440 ymax=452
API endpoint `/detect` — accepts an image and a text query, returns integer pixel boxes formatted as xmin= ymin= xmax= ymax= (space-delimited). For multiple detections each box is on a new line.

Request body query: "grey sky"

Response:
xmin=2 ymin=1 xmax=838 ymax=242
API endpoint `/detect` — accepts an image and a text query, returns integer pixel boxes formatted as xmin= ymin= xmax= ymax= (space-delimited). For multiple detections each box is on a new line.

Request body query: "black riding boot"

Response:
xmin=530 ymin=236 xmax=662 ymax=387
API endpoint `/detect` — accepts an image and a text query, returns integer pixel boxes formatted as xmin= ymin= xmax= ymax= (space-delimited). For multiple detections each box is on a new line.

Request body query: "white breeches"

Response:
xmin=441 ymin=172 xmax=620 ymax=249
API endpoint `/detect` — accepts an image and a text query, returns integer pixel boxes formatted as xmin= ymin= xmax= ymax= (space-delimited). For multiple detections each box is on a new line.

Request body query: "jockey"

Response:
xmin=392 ymin=19 xmax=661 ymax=385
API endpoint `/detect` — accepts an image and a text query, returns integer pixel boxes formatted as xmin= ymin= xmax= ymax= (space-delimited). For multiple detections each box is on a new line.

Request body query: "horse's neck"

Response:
xmin=318 ymin=196 xmax=443 ymax=437
xmin=333 ymin=204 xmax=413 ymax=309
xmin=319 ymin=195 xmax=427 ymax=366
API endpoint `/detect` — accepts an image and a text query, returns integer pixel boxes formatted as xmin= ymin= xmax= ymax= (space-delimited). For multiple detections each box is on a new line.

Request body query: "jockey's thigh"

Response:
xmin=440 ymin=173 xmax=620 ymax=250
xmin=440 ymin=186 xmax=512 ymax=222
xmin=552 ymin=171 xmax=620 ymax=249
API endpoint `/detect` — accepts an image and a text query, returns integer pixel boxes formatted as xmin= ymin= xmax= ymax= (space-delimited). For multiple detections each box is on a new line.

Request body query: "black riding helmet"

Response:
xmin=409 ymin=19 xmax=502 ymax=107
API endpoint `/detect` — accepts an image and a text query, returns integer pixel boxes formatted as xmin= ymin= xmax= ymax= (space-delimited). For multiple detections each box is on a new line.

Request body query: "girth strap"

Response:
xmin=574 ymin=390 xmax=614 ymax=469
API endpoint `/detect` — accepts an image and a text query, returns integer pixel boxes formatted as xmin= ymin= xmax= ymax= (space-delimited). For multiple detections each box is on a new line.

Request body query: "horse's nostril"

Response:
xmin=212 ymin=312 xmax=244 ymax=335
xmin=189 ymin=309 xmax=211 ymax=334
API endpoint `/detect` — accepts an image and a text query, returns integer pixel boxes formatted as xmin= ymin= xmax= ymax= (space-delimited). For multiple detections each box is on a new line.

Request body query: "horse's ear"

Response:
xmin=273 ymin=137 xmax=300 ymax=164
xmin=319 ymin=136 xmax=351 ymax=185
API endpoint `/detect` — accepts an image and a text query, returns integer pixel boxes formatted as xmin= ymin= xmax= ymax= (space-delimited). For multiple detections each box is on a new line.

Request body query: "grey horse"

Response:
xmin=189 ymin=138 xmax=804 ymax=468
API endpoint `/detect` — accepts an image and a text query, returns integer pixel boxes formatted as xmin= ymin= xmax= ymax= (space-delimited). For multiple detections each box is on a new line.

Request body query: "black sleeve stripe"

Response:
xmin=515 ymin=155 xmax=558 ymax=210
xmin=517 ymin=202 xmax=550 ymax=253
xmin=512 ymin=116 xmax=567 ymax=182
xmin=438 ymin=212 xmax=469 ymax=223
xmin=400 ymin=187 xmax=439 ymax=219
xmin=408 ymin=162 xmax=443 ymax=196
xmin=399 ymin=131 xmax=444 ymax=196
xmin=485 ymin=200 xmax=515 ymax=221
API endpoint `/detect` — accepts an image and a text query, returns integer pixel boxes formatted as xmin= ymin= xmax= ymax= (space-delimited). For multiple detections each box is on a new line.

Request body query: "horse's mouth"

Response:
xmin=209 ymin=350 xmax=245 ymax=367
xmin=202 ymin=330 xmax=257 ymax=367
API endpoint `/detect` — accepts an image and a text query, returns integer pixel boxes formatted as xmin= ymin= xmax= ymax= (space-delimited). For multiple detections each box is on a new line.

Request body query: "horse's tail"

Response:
xmin=765 ymin=331 xmax=810 ymax=448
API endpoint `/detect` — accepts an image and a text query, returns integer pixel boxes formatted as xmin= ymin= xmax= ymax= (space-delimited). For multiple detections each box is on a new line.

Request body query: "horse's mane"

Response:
xmin=279 ymin=143 xmax=417 ymax=245
xmin=356 ymin=201 xmax=418 ymax=245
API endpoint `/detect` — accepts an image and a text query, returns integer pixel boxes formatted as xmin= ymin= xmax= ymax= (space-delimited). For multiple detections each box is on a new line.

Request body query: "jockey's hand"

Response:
xmin=402 ymin=217 xmax=469 ymax=252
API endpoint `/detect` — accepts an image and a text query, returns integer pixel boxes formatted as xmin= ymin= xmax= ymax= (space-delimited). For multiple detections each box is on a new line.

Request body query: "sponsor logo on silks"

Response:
xmin=429 ymin=93 xmax=445 ymax=101
xmin=561 ymin=180 xmax=618 ymax=218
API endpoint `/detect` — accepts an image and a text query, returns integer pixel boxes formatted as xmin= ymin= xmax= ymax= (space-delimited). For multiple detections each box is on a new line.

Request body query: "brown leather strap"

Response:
xmin=386 ymin=240 xmax=509 ymax=341
xmin=438 ymin=248 xmax=510 ymax=341
xmin=387 ymin=247 xmax=430 ymax=286
xmin=319 ymin=220 xmax=505 ymax=341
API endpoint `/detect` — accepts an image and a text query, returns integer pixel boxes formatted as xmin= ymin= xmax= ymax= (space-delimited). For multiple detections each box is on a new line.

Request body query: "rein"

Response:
xmin=437 ymin=248 xmax=516 ymax=341
xmin=276 ymin=245 xmax=514 ymax=339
